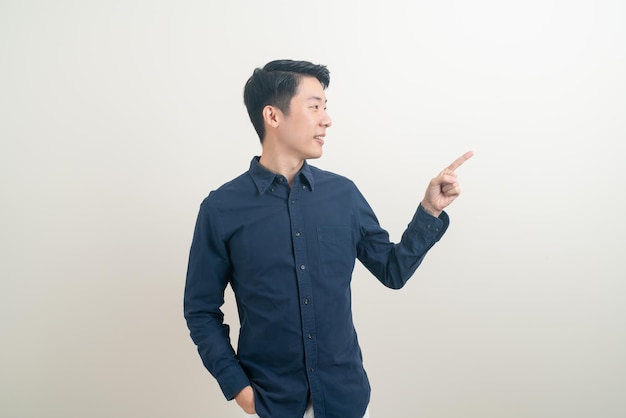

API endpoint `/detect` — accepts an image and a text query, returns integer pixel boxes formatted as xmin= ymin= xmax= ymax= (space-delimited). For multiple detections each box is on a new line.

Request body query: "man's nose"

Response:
xmin=321 ymin=111 xmax=332 ymax=128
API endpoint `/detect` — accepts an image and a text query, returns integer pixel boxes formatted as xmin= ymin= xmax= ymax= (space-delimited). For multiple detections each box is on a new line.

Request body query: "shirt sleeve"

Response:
xmin=354 ymin=186 xmax=449 ymax=289
xmin=183 ymin=196 xmax=250 ymax=400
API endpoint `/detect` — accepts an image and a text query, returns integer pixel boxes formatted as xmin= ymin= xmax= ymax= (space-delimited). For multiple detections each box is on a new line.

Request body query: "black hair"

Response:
xmin=243 ymin=59 xmax=330 ymax=143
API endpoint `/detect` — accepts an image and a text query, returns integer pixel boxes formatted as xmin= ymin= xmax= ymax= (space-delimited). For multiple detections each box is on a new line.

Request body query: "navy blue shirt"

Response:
xmin=184 ymin=157 xmax=449 ymax=418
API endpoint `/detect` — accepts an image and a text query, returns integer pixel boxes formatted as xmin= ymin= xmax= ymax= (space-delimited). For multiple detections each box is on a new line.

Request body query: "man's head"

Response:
xmin=244 ymin=59 xmax=330 ymax=143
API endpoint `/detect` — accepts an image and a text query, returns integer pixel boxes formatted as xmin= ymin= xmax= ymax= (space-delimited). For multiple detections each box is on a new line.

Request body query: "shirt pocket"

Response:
xmin=317 ymin=226 xmax=356 ymax=278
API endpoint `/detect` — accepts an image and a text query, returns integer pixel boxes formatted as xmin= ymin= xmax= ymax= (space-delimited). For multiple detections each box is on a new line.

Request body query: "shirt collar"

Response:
xmin=248 ymin=156 xmax=315 ymax=194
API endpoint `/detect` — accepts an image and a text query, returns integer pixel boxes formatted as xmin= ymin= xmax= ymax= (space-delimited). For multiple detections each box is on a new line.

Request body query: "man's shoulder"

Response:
xmin=308 ymin=164 xmax=355 ymax=187
xmin=201 ymin=170 xmax=253 ymax=203
xmin=216 ymin=171 xmax=252 ymax=191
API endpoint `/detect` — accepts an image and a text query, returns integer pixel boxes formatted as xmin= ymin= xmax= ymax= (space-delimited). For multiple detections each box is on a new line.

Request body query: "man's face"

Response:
xmin=275 ymin=76 xmax=332 ymax=161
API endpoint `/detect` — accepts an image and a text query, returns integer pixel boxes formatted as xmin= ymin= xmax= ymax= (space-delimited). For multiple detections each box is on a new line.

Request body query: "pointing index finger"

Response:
xmin=447 ymin=150 xmax=474 ymax=171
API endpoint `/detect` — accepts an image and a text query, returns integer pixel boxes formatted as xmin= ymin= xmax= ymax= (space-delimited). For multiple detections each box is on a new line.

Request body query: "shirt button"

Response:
xmin=295 ymin=232 xmax=301 ymax=237
xmin=302 ymin=185 xmax=307 ymax=190
xmin=300 ymin=264 xmax=306 ymax=270
xmin=303 ymin=298 xmax=309 ymax=305
xmin=291 ymin=200 xmax=296 ymax=204
xmin=307 ymin=333 xmax=313 ymax=339
xmin=310 ymin=368 xmax=315 ymax=372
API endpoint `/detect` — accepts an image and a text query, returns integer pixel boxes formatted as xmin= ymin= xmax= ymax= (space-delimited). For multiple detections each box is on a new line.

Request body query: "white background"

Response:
xmin=1 ymin=1 xmax=625 ymax=417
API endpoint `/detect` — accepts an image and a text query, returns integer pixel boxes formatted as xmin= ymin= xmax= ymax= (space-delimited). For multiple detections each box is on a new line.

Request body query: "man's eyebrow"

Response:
xmin=307 ymin=96 xmax=328 ymax=103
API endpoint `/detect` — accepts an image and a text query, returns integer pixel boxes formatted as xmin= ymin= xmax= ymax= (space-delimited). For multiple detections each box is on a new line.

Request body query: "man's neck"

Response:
xmin=258 ymin=153 xmax=304 ymax=187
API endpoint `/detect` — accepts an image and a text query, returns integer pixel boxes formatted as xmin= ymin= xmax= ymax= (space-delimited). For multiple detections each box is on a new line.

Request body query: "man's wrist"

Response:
xmin=420 ymin=201 xmax=442 ymax=218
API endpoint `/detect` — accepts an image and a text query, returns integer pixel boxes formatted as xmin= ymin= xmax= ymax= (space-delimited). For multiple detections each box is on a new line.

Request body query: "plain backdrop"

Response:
xmin=1 ymin=1 xmax=625 ymax=417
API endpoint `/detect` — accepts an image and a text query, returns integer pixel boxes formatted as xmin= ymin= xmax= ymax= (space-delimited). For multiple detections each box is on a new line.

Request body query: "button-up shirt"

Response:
xmin=184 ymin=157 xmax=449 ymax=418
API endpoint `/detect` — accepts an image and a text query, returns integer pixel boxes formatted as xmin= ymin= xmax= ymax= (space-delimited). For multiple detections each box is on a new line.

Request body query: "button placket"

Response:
xmin=287 ymin=179 xmax=319 ymax=388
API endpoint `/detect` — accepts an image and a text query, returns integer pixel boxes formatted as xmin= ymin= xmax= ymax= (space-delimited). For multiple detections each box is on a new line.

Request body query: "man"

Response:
xmin=184 ymin=59 xmax=473 ymax=418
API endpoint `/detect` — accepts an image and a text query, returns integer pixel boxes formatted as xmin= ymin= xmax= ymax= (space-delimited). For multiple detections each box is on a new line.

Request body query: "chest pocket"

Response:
xmin=317 ymin=226 xmax=356 ymax=278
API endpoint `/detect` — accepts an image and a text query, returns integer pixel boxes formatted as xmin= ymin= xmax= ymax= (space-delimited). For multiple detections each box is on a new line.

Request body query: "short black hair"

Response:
xmin=243 ymin=59 xmax=330 ymax=142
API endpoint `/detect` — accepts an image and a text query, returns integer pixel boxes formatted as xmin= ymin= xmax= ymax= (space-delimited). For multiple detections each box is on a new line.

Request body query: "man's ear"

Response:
xmin=262 ymin=105 xmax=281 ymax=128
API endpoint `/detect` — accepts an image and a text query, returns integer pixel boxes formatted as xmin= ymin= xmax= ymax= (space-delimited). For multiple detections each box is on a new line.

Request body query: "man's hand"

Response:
xmin=421 ymin=150 xmax=474 ymax=217
xmin=235 ymin=385 xmax=256 ymax=414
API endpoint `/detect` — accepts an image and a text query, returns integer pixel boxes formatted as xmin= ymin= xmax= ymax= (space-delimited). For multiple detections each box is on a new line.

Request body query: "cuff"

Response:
xmin=217 ymin=364 xmax=251 ymax=401
xmin=411 ymin=204 xmax=449 ymax=240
